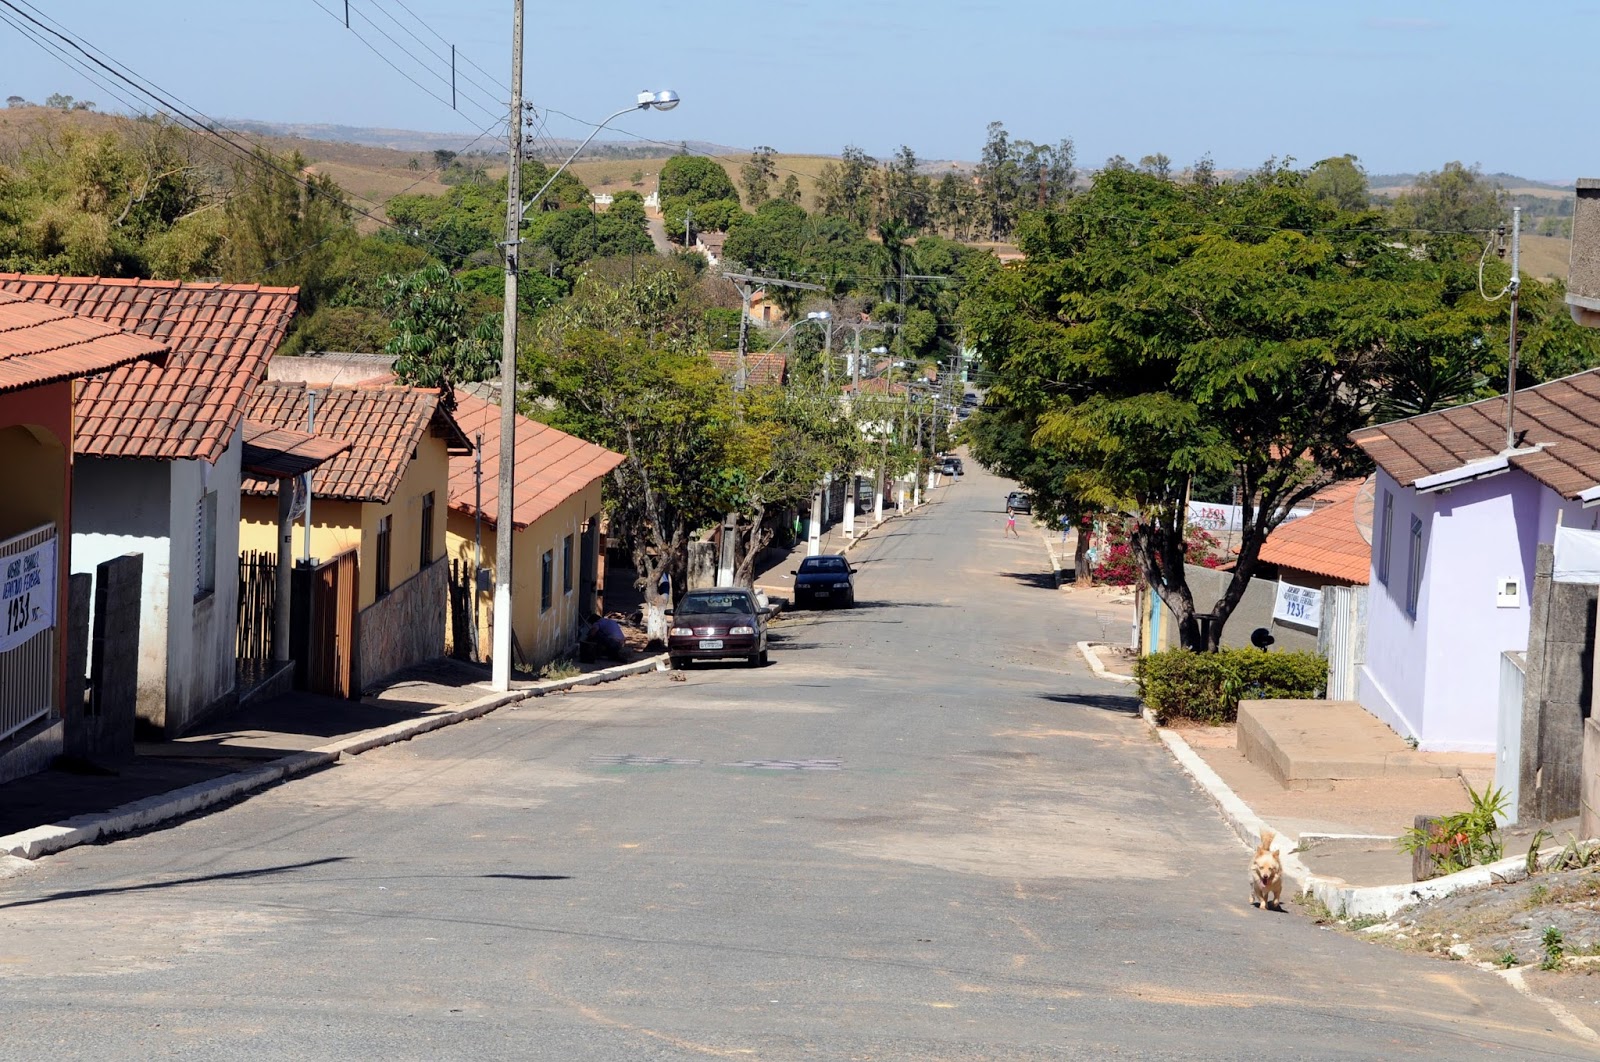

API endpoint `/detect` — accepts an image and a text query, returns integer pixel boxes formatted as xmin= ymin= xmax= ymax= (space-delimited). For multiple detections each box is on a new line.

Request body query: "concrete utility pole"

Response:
xmin=491 ymin=0 xmax=523 ymax=692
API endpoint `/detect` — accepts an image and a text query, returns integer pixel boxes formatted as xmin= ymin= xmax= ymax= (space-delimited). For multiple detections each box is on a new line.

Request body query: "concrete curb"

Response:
xmin=1138 ymin=705 xmax=1565 ymax=918
xmin=0 ymin=653 xmax=667 ymax=862
xmin=1076 ymin=641 xmax=1137 ymax=685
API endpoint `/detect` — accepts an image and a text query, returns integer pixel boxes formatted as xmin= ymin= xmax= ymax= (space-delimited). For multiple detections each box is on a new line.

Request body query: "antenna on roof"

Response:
xmin=1504 ymin=206 xmax=1522 ymax=453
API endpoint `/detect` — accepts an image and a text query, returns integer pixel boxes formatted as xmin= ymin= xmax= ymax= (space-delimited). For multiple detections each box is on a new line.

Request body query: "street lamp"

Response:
xmin=492 ymin=89 xmax=679 ymax=692
xmin=805 ymin=310 xmax=833 ymax=383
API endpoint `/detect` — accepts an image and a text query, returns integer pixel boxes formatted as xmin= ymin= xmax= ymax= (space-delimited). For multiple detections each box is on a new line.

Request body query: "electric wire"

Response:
xmin=377 ymin=0 xmax=510 ymax=110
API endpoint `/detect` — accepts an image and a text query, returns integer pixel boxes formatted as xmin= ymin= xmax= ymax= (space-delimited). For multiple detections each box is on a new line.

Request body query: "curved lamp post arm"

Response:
xmin=519 ymin=91 xmax=677 ymax=220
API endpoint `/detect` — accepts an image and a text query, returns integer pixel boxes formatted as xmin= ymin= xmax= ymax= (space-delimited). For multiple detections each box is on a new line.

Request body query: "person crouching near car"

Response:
xmin=584 ymin=614 xmax=627 ymax=662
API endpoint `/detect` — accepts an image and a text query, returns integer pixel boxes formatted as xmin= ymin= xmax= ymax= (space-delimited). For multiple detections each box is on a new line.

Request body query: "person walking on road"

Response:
xmin=1005 ymin=505 xmax=1019 ymax=538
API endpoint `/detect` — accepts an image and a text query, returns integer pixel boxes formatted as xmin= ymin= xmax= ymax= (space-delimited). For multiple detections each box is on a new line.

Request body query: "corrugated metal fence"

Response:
xmin=1317 ymin=584 xmax=1368 ymax=700
xmin=0 ymin=523 xmax=57 ymax=742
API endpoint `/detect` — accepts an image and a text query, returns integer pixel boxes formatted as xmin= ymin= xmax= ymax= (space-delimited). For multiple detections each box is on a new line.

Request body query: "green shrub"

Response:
xmin=1135 ymin=648 xmax=1328 ymax=724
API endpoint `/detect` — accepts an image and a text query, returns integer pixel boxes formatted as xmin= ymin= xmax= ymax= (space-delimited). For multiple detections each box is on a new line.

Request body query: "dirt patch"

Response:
xmin=1311 ymin=857 xmax=1600 ymax=974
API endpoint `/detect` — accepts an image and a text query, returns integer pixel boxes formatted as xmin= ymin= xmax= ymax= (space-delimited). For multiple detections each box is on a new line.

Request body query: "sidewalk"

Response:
xmin=0 ymin=654 xmax=662 ymax=861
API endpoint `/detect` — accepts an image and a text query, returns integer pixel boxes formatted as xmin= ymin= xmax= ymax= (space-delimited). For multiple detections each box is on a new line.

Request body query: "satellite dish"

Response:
xmin=1353 ymin=474 xmax=1376 ymax=546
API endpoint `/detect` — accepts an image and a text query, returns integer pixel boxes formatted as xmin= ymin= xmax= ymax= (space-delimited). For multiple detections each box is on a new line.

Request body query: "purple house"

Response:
xmin=1350 ymin=374 xmax=1600 ymax=752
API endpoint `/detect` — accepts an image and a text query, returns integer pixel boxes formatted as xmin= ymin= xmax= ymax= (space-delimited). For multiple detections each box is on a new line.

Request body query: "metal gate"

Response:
xmin=236 ymin=550 xmax=276 ymax=674
xmin=306 ymin=549 xmax=358 ymax=698
xmin=0 ymin=523 xmax=58 ymax=742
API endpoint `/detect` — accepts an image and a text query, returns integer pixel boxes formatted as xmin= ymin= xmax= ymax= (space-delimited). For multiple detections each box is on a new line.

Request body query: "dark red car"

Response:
xmin=666 ymin=587 xmax=770 ymax=669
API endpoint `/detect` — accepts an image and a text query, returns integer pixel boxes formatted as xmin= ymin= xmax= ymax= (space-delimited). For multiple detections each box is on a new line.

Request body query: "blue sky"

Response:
xmin=2 ymin=1 xmax=1593 ymax=179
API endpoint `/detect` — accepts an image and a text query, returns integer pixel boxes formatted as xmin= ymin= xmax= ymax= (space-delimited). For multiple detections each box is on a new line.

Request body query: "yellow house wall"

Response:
xmin=445 ymin=476 xmax=604 ymax=670
xmin=238 ymin=434 xmax=451 ymax=610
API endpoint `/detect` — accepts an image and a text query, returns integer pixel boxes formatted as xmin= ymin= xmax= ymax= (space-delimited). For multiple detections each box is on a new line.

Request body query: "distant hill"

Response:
xmin=229 ymin=117 xmax=741 ymax=159
xmin=1369 ymin=171 xmax=1573 ymax=193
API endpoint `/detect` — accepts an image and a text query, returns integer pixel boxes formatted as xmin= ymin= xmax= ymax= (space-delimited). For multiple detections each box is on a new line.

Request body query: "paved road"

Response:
xmin=0 ymin=465 xmax=1592 ymax=1059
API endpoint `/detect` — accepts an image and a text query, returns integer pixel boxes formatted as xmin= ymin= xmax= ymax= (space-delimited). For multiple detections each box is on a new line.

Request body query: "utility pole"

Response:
xmin=491 ymin=0 xmax=523 ymax=692
xmin=1504 ymin=205 xmax=1522 ymax=452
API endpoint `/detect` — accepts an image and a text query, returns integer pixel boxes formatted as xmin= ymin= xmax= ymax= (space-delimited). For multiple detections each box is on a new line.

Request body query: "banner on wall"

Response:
xmin=1 ymin=533 xmax=56 ymax=654
xmin=1272 ymin=579 xmax=1322 ymax=630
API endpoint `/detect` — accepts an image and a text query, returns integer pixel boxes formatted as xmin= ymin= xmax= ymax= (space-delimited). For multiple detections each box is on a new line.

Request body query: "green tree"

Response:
xmin=220 ymin=147 xmax=352 ymax=309
xmin=778 ymin=174 xmax=802 ymax=205
xmin=815 ymin=145 xmax=877 ymax=228
xmin=740 ymin=146 xmax=778 ymax=207
xmin=1393 ymin=161 xmax=1504 ymax=234
xmin=382 ymin=263 xmax=498 ymax=392
xmin=527 ymin=329 xmax=739 ymax=616
xmin=386 ymin=179 xmax=504 ymax=268
xmin=963 ymin=165 xmax=1433 ymax=649
xmin=661 ymin=196 xmax=742 ymax=245
xmin=659 ymin=155 xmax=737 ymax=204
xmin=1306 ymin=154 xmax=1369 ymax=211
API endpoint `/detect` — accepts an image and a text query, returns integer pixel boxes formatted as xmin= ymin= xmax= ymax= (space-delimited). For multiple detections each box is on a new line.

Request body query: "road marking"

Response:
xmin=1499 ymin=967 xmax=1600 ymax=1044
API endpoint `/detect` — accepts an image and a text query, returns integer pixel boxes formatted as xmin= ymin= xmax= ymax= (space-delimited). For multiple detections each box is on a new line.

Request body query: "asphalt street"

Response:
xmin=0 ymin=463 xmax=1593 ymax=1060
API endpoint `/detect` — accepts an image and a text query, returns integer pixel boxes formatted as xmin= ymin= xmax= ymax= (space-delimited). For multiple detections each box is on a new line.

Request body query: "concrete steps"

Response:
xmin=1237 ymin=699 xmax=1492 ymax=791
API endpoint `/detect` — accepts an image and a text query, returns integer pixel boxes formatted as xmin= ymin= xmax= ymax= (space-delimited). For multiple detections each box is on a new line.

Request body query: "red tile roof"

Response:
xmin=842 ymin=376 xmax=908 ymax=397
xmin=1258 ymin=480 xmax=1371 ymax=585
xmin=1351 ymin=368 xmax=1600 ymax=500
xmin=242 ymin=382 xmax=471 ymax=503
xmin=240 ymin=420 xmax=353 ymax=481
xmin=447 ymin=388 xmax=624 ymax=531
xmin=0 ymin=291 xmax=167 ymax=392
xmin=707 ymin=350 xmax=788 ymax=388
xmin=0 ymin=274 xmax=299 ymax=463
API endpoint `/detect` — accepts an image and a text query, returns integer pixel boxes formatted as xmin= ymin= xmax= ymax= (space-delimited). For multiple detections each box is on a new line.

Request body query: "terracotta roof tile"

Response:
xmin=0 ymin=274 xmax=299 ymax=464
xmin=0 ymin=291 xmax=167 ymax=392
xmin=241 ymin=419 xmax=353 ymax=480
xmin=706 ymin=350 xmax=788 ymax=388
xmin=1259 ymin=484 xmax=1372 ymax=585
xmin=446 ymin=388 xmax=624 ymax=531
xmin=241 ymin=382 xmax=471 ymax=503
xmin=1351 ymin=368 xmax=1600 ymax=499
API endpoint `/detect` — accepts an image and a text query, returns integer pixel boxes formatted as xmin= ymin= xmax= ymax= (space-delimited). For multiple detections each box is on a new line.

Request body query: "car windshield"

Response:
xmin=798 ymin=557 xmax=848 ymax=573
xmin=677 ymin=593 xmax=753 ymax=616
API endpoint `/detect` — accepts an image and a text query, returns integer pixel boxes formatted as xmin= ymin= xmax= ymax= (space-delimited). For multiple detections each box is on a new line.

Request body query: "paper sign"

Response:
xmin=1 ymin=535 xmax=56 ymax=654
xmin=1272 ymin=580 xmax=1321 ymax=630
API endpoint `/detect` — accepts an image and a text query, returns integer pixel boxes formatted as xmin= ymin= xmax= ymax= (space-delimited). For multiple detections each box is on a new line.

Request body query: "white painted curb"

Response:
xmin=1140 ymin=705 xmax=1564 ymax=918
xmin=0 ymin=653 xmax=667 ymax=861
xmin=1077 ymin=641 xmax=1137 ymax=685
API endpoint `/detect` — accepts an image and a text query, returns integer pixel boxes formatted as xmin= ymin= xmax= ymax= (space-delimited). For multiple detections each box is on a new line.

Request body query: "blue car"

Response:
xmin=791 ymin=554 xmax=856 ymax=609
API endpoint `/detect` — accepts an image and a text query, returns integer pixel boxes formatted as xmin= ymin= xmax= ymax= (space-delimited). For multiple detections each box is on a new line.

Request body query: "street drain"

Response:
xmin=723 ymin=758 xmax=843 ymax=771
xmin=585 ymin=754 xmax=703 ymax=768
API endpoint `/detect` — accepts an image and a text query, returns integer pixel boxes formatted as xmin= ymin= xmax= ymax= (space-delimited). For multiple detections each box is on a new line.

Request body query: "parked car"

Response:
xmin=940 ymin=456 xmax=959 ymax=476
xmin=1007 ymin=491 xmax=1032 ymax=514
xmin=667 ymin=587 xmax=770 ymax=668
xmin=791 ymin=553 xmax=856 ymax=609
xmin=961 ymin=392 xmax=980 ymax=407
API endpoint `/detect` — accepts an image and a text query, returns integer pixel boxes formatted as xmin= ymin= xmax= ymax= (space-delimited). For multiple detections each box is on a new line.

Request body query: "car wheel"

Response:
xmin=670 ymin=655 xmax=687 ymax=670
xmin=748 ymin=651 xmax=762 ymax=668
xmin=759 ymin=648 xmax=769 ymax=666
xmin=845 ymin=593 xmax=855 ymax=609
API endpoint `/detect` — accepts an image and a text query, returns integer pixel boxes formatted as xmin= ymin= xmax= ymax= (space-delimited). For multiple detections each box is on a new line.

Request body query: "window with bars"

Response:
xmin=376 ymin=514 xmax=393 ymax=597
xmin=541 ymin=549 xmax=553 ymax=613
xmin=562 ymin=534 xmax=573 ymax=594
xmin=420 ymin=492 xmax=435 ymax=568
xmin=194 ymin=491 xmax=217 ymax=600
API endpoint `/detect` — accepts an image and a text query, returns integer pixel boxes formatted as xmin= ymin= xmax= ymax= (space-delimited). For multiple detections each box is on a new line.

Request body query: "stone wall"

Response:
xmin=1519 ymin=544 xmax=1598 ymax=822
xmin=358 ymin=556 xmax=447 ymax=691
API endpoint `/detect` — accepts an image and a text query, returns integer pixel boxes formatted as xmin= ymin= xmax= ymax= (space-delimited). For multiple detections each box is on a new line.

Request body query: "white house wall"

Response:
xmin=162 ymin=430 xmax=241 ymax=735
xmin=70 ymin=429 xmax=241 ymax=737
xmin=71 ymin=455 xmax=172 ymax=728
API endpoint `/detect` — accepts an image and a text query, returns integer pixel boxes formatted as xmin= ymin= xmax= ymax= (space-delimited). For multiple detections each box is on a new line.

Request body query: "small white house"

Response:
xmin=0 ymin=274 xmax=301 ymax=737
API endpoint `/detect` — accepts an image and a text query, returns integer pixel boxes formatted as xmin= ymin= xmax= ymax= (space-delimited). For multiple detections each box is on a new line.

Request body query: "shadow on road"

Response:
xmin=0 ymin=857 xmax=350 ymax=910
xmin=999 ymin=571 xmax=1058 ymax=590
xmin=481 ymin=874 xmax=572 ymax=882
xmin=1038 ymin=691 xmax=1141 ymax=714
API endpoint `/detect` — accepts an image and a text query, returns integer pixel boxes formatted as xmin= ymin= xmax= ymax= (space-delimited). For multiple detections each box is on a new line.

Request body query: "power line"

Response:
xmin=383 ymin=0 xmax=510 ymax=107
